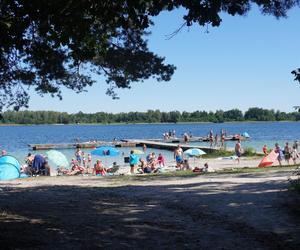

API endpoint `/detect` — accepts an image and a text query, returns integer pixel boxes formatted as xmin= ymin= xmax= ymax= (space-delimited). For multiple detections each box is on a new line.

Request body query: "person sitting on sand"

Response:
xmin=182 ymin=159 xmax=190 ymax=170
xmin=66 ymin=159 xmax=85 ymax=175
xmin=137 ymin=159 xmax=152 ymax=174
xmin=93 ymin=160 xmax=106 ymax=176
xmin=203 ymin=163 xmax=209 ymax=172
xmin=146 ymin=152 xmax=156 ymax=170
xmin=25 ymin=153 xmax=34 ymax=169
xmin=106 ymin=162 xmax=119 ymax=174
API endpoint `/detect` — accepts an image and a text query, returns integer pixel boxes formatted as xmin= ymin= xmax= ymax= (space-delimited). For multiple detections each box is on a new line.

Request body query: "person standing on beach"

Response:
xmin=129 ymin=150 xmax=139 ymax=174
xmin=291 ymin=145 xmax=300 ymax=165
xmin=209 ymin=129 xmax=214 ymax=148
xmin=274 ymin=143 xmax=283 ymax=166
xmin=221 ymin=130 xmax=225 ymax=148
xmin=174 ymin=145 xmax=184 ymax=169
xmin=235 ymin=140 xmax=242 ymax=164
xmin=284 ymin=142 xmax=291 ymax=165
xmin=75 ymin=148 xmax=82 ymax=165
xmin=262 ymin=145 xmax=268 ymax=155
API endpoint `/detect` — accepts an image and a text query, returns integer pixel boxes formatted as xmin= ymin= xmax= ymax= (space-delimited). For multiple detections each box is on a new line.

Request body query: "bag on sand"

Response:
xmin=193 ymin=167 xmax=202 ymax=173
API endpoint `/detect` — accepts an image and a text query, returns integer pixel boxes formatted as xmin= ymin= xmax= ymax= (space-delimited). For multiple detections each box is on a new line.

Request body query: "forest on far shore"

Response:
xmin=1 ymin=108 xmax=299 ymax=125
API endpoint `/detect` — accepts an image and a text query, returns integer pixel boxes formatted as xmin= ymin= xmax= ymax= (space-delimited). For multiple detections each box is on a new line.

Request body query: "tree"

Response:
xmin=1 ymin=1 xmax=299 ymax=111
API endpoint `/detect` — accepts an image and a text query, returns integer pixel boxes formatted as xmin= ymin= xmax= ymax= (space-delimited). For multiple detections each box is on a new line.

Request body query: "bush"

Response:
xmin=242 ymin=147 xmax=257 ymax=156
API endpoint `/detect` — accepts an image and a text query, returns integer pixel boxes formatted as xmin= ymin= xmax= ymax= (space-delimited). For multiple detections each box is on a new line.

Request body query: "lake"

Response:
xmin=0 ymin=122 xmax=299 ymax=165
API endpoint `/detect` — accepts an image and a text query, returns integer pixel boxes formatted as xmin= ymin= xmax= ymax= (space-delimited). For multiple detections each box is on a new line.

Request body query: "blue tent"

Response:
xmin=0 ymin=155 xmax=21 ymax=181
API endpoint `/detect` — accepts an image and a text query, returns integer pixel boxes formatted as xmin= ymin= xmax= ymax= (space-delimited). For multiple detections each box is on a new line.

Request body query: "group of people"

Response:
xmin=128 ymin=146 xmax=208 ymax=174
xmin=274 ymin=141 xmax=299 ymax=166
xmin=163 ymin=130 xmax=176 ymax=139
xmin=129 ymin=151 xmax=166 ymax=174
xmin=24 ymin=153 xmax=51 ymax=176
xmin=208 ymin=129 xmax=227 ymax=148
xmin=58 ymin=148 xmax=119 ymax=176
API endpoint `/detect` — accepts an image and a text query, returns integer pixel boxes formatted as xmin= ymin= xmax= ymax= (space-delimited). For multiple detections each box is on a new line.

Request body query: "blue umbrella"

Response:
xmin=91 ymin=146 xmax=120 ymax=157
xmin=184 ymin=148 xmax=206 ymax=157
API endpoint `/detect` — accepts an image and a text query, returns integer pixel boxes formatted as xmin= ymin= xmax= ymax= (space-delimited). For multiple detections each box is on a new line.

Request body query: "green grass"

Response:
xmin=242 ymin=147 xmax=262 ymax=157
xmin=202 ymin=150 xmax=233 ymax=158
xmin=113 ymin=164 xmax=300 ymax=182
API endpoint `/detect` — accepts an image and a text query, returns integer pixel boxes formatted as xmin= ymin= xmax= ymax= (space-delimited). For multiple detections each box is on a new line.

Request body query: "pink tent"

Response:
xmin=258 ymin=150 xmax=278 ymax=167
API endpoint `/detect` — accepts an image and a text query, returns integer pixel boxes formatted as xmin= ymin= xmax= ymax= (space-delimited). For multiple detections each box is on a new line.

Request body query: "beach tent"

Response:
xmin=241 ymin=132 xmax=250 ymax=138
xmin=258 ymin=150 xmax=278 ymax=167
xmin=0 ymin=155 xmax=21 ymax=180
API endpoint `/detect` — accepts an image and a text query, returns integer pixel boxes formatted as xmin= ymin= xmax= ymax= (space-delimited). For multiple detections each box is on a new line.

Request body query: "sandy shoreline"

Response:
xmin=0 ymin=161 xmax=299 ymax=249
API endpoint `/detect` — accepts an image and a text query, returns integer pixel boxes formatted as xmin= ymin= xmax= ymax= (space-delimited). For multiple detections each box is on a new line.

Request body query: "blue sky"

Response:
xmin=27 ymin=6 xmax=300 ymax=113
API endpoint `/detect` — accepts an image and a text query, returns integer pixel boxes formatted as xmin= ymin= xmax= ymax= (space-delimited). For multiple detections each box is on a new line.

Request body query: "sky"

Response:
xmin=27 ymin=5 xmax=300 ymax=113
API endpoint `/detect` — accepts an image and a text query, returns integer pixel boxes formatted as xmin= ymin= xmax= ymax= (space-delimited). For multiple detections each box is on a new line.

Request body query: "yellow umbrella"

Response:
xmin=132 ymin=149 xmax=144 ymax=155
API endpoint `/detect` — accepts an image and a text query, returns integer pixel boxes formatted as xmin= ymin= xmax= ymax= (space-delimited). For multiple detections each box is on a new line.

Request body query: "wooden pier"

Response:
xmin=29 ymin=139 xmax=232 ymax=153
xmin=124 ymin=139 xmax=223 ymax=153
xmin=29 ymin=141 xmax=137 ymax=150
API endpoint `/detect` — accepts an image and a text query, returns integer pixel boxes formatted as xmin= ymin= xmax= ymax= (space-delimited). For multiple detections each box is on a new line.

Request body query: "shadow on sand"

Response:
xmin=0 ymin=176 xmax=299 ymax=249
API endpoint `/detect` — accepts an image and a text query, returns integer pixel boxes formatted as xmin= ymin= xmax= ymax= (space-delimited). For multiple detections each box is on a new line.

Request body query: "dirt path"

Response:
xmin=0 ymin=170 xmax=299 ymax=249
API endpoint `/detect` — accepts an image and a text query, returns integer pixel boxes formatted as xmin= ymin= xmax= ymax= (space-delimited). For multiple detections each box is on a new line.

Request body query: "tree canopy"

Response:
xmin=1 ymin=0 xmax=299 ymax=111
xmin=1 ymin=108 xmax=300 ymax=124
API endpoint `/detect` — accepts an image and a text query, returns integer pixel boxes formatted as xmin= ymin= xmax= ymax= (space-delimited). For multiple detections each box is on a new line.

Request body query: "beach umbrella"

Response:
xmin=184 ymin=148 xmax=206 ymax=157
xmin=46 ymin=150 xmax=69 ymax=168
xmin=132 ymin=149 xmax=144 ymax=155
xmin=91 ymin=146 xmax=119 ymax=157
xmin=258 ymin=150 xmax=278 ymax=167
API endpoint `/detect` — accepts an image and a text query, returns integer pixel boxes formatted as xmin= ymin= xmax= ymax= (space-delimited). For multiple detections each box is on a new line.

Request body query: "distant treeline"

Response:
xmin=1 ymin=108 xmax=300 ymax=124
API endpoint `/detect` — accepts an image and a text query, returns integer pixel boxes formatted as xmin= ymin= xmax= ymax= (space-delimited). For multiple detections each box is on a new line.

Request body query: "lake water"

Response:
xmin=0 ymin=122 xmax=299 ymax=165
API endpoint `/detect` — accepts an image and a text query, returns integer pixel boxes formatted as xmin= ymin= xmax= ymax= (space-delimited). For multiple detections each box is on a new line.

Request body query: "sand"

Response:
xmin=0 ymin=157 xmax=299 ymax=249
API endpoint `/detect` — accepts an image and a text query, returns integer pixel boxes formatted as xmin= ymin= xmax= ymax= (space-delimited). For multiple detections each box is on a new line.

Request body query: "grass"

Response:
xmin=113 ymin=164 xmax=300 ymax=182
xmin=242 ymin=147 xmax=262 ymax=157
xmin=201 ymin=147 xmax=262 ymax=159
xmin=202 ymin=150 xmax=233 ymax=158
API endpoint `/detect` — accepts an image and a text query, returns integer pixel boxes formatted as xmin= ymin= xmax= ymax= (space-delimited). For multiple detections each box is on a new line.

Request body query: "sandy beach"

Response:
xmin=0 ymin=157 xmax=299 ymax=249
